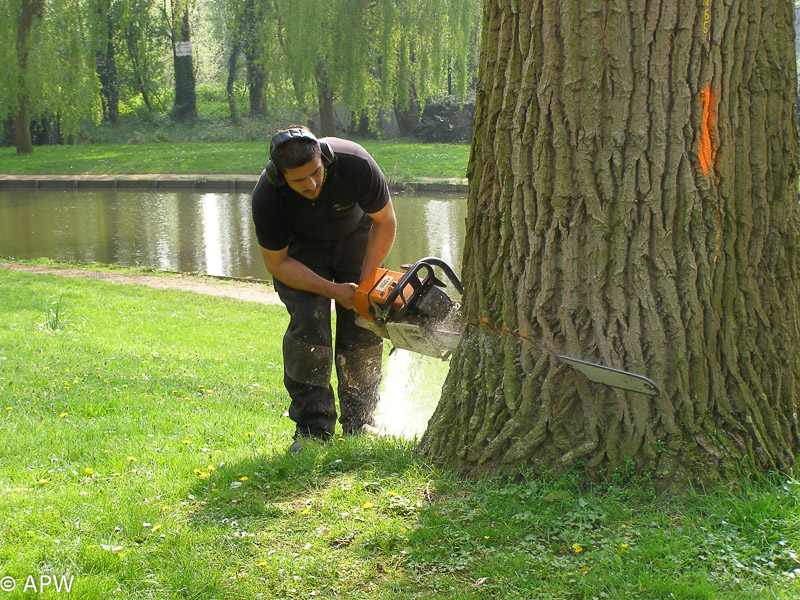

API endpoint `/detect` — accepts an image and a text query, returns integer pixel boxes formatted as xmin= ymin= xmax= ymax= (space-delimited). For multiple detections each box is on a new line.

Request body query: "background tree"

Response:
xmin=421 ymin=1 xmax=800 ymax=483
xmin=166 ymin=0 xmax=196 ymax=121
xmin=275 ymin=0 xmax=481 ymax=135
xmin=118 ymin=0 xmax=168 ymax=112
xmin=9 ymin=0 xmax=44 ymax=153
xmin=95 ymin=0 xmax=121 ymax=123
xmin=1 ymin=0 xmax=100 ymax=153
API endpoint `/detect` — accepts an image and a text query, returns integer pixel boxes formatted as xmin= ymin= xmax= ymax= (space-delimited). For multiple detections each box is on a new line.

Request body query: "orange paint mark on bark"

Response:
xmin=698 ymin=85 xmax=715 ymax=176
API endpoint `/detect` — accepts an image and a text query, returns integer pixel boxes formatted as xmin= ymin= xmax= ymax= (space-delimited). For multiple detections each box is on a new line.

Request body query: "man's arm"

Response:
xmin=360 ymin=198 xmax=397 ymax=280
xmin=260 ymin=246 xmax=359 ymax=309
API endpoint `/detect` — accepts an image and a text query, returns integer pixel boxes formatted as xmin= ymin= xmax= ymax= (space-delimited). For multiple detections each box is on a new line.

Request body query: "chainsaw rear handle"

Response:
xmin=375 ymin=257 xmax=463 ymax=325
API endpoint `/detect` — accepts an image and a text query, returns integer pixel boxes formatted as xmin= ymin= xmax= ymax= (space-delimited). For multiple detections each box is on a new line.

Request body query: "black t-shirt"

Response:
xmin=251 ymin=138 xmax=390 ymax=251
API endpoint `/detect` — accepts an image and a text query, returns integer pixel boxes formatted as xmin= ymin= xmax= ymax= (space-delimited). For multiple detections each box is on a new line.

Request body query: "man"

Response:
xmin=251 ymin=126 xmax=396 ymax=452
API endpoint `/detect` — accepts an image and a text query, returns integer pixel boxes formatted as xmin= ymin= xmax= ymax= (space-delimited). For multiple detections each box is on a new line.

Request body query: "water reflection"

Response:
xmin=0 ymin=188 xmax=466 ymax=279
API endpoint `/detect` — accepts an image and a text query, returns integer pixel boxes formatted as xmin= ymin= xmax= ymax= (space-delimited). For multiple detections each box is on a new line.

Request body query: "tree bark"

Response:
xmin=171 ymin=5 xmax=196 ymax=122
xmin=227 ymin=39 xmax=241 ymax=123
xmin=13 ymin=0 xmax=44 ymax=154
xmin=243 ymin=0 xmax=267 ymax=117
xmin=96 ymin=0 xmax=119 ymax=124
xmin=316 ymin=63 xmax=336 ymax=137
xmin=395 ymin=83 xmax=420 ymax=137
xmin=421 ymin=0 xmax=800 ymax=484
xmin=247 ymin=58 xmax=267 ymax=117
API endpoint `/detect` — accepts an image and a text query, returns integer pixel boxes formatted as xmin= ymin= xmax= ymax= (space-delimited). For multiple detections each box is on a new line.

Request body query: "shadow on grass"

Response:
xmin=182 ymin=435 xmax=461 ymax=597
xmin=187 ymin=434 xmax=442 ymax=519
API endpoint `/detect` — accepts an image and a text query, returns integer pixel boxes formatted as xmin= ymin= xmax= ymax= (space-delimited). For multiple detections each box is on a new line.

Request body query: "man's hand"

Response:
xmin=332 ymin=282 xmax=358 ymax=310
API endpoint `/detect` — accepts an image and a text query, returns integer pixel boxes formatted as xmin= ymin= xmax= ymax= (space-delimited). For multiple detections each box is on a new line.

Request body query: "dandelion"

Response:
xmin=239 ymin=476 xmax=248 ymax=482
xmin=59 ymin=412 xmax=68 ymax=418
xmin=207 ymin=465 xmax=216 ymax=472
xmin=151 ymin=524 xmax=162 ymax=533
xmin=572 ymin=543 xmax=583 ymax=553
xmin=181 ymin=440 xmax=192 ymax=445
xmin=362 ymin=502 xmax=374 ymax=510
xmin=126 ymin=456 xmax=137 ymax=463
xmin=302 ymin=508 xmax=310 ymax=515
xmin=83 ymin=468 xmax=94 ymax=476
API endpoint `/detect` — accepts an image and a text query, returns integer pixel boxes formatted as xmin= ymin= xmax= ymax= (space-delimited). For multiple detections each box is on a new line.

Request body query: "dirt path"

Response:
xmin=0 ymin=261 xmax=283 ymax=306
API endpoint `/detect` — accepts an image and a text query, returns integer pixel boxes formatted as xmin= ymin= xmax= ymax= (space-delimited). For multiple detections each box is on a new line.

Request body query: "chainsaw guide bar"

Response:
xmin=354 ymin=257 xmax=660 ymax=397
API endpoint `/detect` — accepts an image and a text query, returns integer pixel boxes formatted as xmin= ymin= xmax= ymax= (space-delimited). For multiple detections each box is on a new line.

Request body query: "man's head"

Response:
xmin=266 ymin=127 xmax=334 ymax=200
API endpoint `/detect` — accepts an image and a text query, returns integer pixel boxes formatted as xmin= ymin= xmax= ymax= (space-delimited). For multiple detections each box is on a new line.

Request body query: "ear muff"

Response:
xmin=264 ymin=128 xmax=335 ymax=187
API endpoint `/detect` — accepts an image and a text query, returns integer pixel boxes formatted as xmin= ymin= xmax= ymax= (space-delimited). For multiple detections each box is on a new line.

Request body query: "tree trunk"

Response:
xmin=420 ymin=0 xmax=800 ymax=484
xmin=243 ymin=0 xmax=267 ymax=117
xmin=96 ymin=1 xmax=119 ymax=124
xmin=124 ymin=22 xmax=153 ymax=112
xmin=246 ymin=58 xmax=267 ymax=117
xmin=395 ymin=83 xmax=420 ymax=137
xmin=227 ymin=39 xmax=241 ymax=123
xmin=171 ymin=5 xmax=196 ymax=122
xmin=315 ymin=64 xmax=337 ymax=137
xmin=13 ymin=0 xmax=44 ymax=154
xmin=13 ymin=103 xmax=32 ymax=155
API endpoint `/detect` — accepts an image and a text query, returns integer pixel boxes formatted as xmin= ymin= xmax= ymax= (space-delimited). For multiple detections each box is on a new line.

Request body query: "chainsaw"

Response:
xmin=354 ymin=257 xmax=659 ymax=397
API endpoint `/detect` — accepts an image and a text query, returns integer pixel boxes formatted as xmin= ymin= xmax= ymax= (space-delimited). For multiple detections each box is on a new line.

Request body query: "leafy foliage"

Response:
xmin=0 ymin=0 xmax=102 ymax=137
xmin=274 ymin=0 xmax=482 ymax=129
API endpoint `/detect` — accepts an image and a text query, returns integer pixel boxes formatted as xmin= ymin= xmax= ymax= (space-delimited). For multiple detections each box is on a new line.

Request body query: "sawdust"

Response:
xmin=0 ymin=261 xmax=283 ymax=306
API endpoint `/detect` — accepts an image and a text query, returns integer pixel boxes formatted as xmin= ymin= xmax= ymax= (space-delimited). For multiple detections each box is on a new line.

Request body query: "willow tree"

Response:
xmin=166 ymin=0 xmax=196 ymax=121
xmin=118 ymin=0 xmax=169 ymax=112
xmin=1 ymin=0 xmax=100 ymax=153
xmin=275 ymin=0 xmax=481 ymax=135
xmin=95 ymin=0 xmax=121 ymax=123
xmin=421 ymin=1 xmax=800 ymax=482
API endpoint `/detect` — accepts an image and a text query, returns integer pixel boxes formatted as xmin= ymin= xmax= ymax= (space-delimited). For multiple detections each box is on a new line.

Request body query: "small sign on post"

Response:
xmin=174 ymin=41 xmax=192 ymax=57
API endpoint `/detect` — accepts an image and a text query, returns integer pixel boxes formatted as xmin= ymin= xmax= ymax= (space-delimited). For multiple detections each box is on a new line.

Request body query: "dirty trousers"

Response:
xmin=274 ymin=268 xmax=383 ymax=438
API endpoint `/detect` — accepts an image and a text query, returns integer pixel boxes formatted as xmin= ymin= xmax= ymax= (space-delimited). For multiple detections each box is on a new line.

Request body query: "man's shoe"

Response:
xmin=288 ymin=432 xmax=328 ymax=454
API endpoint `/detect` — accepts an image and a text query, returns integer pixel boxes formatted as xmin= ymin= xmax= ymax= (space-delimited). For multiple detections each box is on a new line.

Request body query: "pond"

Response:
xmin=0 ymin=187 xmax=467 ymax=279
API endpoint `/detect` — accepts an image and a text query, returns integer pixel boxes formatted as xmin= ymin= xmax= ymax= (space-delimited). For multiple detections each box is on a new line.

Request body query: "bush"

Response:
xmin=415 ymin=95 xmax=474 ymax=143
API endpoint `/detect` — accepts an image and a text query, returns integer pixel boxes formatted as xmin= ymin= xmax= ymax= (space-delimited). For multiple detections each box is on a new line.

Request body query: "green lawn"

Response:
xmin=1 ymin=265 xmax=799 ymax=599
xmin=0 ymin=140 xmax=470 ymax=183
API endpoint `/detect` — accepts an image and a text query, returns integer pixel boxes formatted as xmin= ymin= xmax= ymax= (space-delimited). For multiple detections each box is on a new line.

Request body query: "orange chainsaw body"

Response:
xmin=354 ymin=268 xmax=413 ymax=323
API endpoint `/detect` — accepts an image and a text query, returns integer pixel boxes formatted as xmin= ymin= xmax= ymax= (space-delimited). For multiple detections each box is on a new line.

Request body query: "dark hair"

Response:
xmin=270 ymin=126 xmax=321 ymax=173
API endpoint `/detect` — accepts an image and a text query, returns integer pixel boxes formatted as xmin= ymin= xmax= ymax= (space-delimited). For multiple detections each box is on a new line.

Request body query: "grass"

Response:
xmin=0 ymin=140 xmax=470 ymax=183
xmin=2 ymin=265 xmax=800 ymax=599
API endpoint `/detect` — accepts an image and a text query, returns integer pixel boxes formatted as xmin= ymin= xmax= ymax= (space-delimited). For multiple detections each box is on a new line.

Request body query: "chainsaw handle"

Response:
xmin=376 ymin=257 xmax=463 ymax=325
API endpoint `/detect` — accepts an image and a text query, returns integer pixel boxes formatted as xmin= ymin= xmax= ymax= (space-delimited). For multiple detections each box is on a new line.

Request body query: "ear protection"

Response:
xmin=264 ymin=127 xmax=335 ymax=187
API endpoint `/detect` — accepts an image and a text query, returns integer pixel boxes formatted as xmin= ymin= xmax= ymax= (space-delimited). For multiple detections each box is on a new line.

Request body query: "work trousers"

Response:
xmin=274 ymin=230 xmax=384 ymax=438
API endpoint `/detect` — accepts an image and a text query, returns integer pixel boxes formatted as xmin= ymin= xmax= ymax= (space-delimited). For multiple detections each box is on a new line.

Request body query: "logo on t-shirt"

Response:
xmin=333 ymin=202 xmax=357 ymax=212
